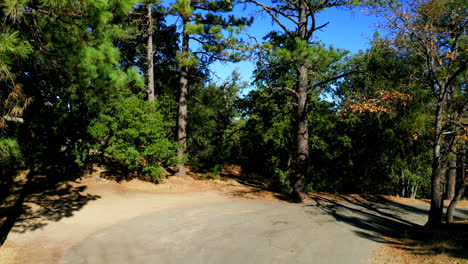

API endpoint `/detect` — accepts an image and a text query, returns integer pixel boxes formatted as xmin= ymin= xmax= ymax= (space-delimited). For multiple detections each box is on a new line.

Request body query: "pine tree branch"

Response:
xmin=270 ymin=87 xmax=300 ymax=98
xmin=309 ymin=71 xmax=358 ymax=93
xmin=267 ymin=6 xmax=300 ymax=25
xmin=190 ymin=37 xmax=212 ymax=46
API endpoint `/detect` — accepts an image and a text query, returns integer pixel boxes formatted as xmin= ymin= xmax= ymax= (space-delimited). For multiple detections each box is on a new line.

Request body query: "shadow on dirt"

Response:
xmin=308 ymin=194 xmax=468 ymax=260
xmin=0 ymin=169 xmax=100 ymax=246
xmin=217 ymin=166 xmax=295 ymax=202
xmin=96 ymin=161 xmax=139 ymax=183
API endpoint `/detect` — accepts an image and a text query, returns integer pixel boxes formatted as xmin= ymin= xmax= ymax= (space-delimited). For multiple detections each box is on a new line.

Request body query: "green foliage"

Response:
xmin=237 ymin=85 xmax=296 ymax=191
xmin=187 ymin=72 xmax=246 ymax=170
xmin=171 ymin=0 xmax=253 ymax=66
xmin=142 ymin=166 xmax=166 ymax=180
xmin=171 ymin=0 xmax=193 ymax=17
xmin=88 ymin=96 xmax=177 ymax=180
xmin=275 ymin=167 xmax=292 ymax=194
xmin=0 ymin=26 xmax=33 ymax=128
xmin=388 ymin=153 xmax=432 ymax=198
xmin=258 ymin=33 xmax=349 ymax=95
xmin=185 ymin=23 xmax=204 ymax=34
xmin=176 ymin=51 xmax=200 ymax=67
xmin=245 ymin=31 xmax=350 ymax=193
xmin=238 ymin=92 xmax=339 ymax=194
xmin=1 ymin=0 xmax=147 ymax=173
xmin=0 ymin=137 xmax=21 ymax=164
xmin=274 ymin=38 xmax=348 ymax=68
xmin=0 ymin=138 xmax=21 ymax=184
xmin=0 ymin=28 xmax=32 ymax=79
xmin=332 ymin=35 xmax=434 ymax=196
xmin=202 ymin=165 xmax=222 ymax=180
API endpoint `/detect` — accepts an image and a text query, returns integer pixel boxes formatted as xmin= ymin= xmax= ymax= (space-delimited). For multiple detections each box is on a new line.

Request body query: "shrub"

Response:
xmin=0 ymin=138 xmax=22 ymax=184
xmin=88 ymin=96 xmax=177 ymax=181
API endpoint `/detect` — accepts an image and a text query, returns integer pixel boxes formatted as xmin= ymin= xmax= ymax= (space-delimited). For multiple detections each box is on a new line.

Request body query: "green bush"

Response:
xmin=275 ymin=167 xmax=292 ymax=194
xmin=0 ymin=138 xmax=22 ymax=184
xmin=142 ymin=166 xmax=165 ymax=181
xmin=88 ymin=96 xmax=177 ymax=181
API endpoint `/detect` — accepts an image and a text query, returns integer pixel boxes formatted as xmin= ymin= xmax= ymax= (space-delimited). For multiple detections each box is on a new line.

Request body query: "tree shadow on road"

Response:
xmin=307 ymin=194 xmax=468 ymax=260
xmin=0 ymin=169 xmax=100 ymax=246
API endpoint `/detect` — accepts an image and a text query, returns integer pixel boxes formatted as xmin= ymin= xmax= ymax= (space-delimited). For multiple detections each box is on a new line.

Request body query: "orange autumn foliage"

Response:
xmin=345 ymin=90 xmax=412 ymax=116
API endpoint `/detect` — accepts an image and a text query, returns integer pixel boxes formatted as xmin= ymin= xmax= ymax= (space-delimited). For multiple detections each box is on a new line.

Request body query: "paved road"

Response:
xmin=62 ymin=200 xmax=468 ymax=264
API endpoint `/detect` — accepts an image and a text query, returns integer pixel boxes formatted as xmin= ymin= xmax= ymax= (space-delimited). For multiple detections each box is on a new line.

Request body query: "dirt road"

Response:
xmin=63 ymin=202 xmax=376 ymax=264
xmin=61 ymin=200 xmax=468 ymax=264
xmin=1 ymin=175 xmax=467 ymax=264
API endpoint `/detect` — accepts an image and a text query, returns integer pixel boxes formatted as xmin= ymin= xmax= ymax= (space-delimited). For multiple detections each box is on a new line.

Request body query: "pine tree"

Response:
xmin=2 ymin=0 xmax=144 ymax=169
xmin=171 ymin=0 xmax=251 ymax=177
xmin=247 ymin=0 xmax=382 ymax=201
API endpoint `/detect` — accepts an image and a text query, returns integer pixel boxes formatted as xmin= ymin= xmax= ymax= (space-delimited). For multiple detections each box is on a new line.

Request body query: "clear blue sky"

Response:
xmin=209 ymin=4 xmax=383 ymax=85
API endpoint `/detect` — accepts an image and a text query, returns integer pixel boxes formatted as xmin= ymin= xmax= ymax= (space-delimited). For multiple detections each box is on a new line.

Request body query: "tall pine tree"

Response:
xmin=247 ymin=0 xmax=384 ymax=201
xmin=171 ymin=0 xmax=251 ymax=176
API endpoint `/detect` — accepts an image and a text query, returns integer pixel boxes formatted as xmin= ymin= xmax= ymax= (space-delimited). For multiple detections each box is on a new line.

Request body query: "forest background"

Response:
xmin=0 ymin=0 xmax=466 ymax=226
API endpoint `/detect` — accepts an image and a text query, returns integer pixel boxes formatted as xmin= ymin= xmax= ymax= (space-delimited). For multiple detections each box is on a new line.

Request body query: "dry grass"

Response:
xmin=374 ymin=224 xmax=468 ymax=264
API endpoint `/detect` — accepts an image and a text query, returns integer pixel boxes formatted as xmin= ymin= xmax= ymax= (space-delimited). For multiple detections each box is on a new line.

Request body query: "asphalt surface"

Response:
xmin=62 ymin=201 xmax=468 ymax=264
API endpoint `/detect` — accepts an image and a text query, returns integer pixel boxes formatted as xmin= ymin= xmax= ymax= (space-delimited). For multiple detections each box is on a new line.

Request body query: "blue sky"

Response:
xmin=209 ymin=4 xmax=384 ymax=85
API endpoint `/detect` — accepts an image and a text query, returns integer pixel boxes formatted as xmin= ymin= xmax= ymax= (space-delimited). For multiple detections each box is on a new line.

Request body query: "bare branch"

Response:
xmin=248 ymin=0 xmax=294 ymax=37
xmin=314 ymin=22 xmax=329 ymax=32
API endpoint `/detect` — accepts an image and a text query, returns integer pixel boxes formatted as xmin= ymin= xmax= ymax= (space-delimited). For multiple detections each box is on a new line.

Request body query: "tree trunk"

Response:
xmin=428 ymin=167 xmax=446 ymax=226
xmin=291 ymin=4 xmax=309 ymax=202
xmin=446 ymin=145 xmax=457 ymax=200
xmin=446 ymin=182 xmax=466 ymax=223
xmin=446 ymin=151 xmax=466 ymax=223
xmin=427 ymin=102 xmax=446 ymax=226
xmin=146 ymin=4 xmax=155 ymax=102
xmin=176 ymin=20 xmax=189 ymax=177
xmin=400 ymin=170 xmax=406 ymax=197
xmin=410 ymin=185 xmax=417 ymax=199
xmin=292 ymin=63 xmax=309 ymax=202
